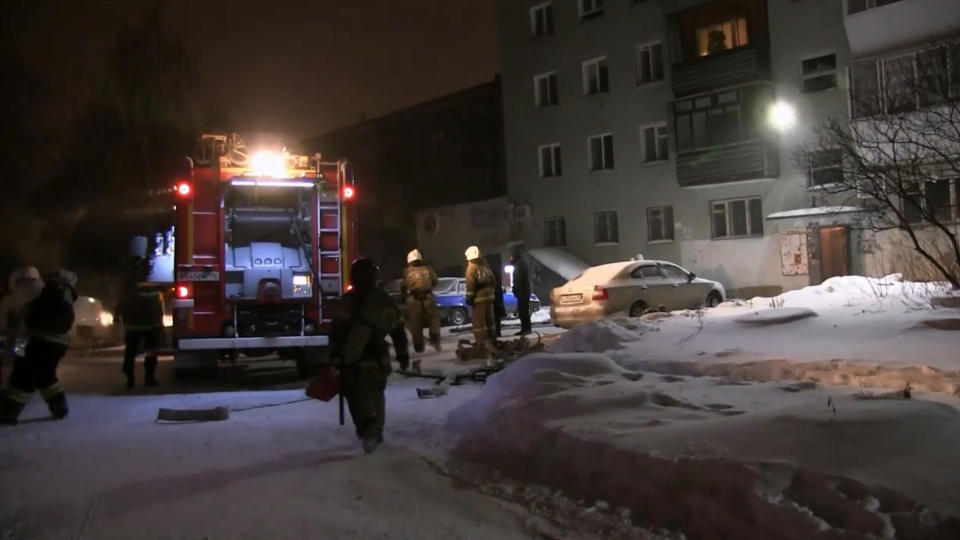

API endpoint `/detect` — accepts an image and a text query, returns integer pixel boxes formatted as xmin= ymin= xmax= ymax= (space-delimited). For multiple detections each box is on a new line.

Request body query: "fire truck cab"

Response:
xmin=170 ymin=133 xmax=357 ymax=377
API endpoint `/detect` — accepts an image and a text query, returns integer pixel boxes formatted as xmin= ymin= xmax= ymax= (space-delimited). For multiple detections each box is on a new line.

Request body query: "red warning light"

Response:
xmin=176 ymin=284 xmax=191 ymax=299
xmin=343 ymin=185 xmax=356 ymax=200
xmin=176 ymin=182 xmax=192 ymax=197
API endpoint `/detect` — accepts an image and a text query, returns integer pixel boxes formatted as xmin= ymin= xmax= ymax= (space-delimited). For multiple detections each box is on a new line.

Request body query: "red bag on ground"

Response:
xmin=306 ymin=366 xmax=340 ymax=402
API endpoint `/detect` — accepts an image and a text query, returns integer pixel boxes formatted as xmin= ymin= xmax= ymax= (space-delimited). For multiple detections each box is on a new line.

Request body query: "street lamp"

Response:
xmin=768 ymin=101 xmax=797 ymax=133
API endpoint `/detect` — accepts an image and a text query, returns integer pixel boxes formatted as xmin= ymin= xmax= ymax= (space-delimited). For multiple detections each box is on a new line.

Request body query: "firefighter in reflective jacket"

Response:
xmin=401 ymin=249 xmax=441 ymax=353
xmin=0 ymin=270 xmax=77 ymax=425
xmin=116 ymin=259 xmax=164 ymax=388
xmin=464 ymin=245 xmax=496 ymax=352
xmin=331 ymin=258 xmax=409 ymax=454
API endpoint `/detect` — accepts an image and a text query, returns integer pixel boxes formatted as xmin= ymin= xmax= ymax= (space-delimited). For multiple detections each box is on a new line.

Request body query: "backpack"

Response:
xmin=25 ymin=284 xmax=76 ymax=336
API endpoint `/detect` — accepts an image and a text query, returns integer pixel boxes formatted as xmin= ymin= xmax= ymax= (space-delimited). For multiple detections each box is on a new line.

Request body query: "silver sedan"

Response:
xmin=549 ymin=260 xmax=726 ymax=329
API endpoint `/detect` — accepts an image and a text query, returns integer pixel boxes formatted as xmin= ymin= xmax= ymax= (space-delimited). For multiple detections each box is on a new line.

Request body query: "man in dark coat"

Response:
xmin=510 ymin=246 xmax=532 ymax=335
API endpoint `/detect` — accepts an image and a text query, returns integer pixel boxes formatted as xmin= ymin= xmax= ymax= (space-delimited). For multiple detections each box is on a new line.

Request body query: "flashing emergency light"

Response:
xmin=343 ymin=185 xmax=356 ymax=200
xmin=176 ymin=284 xmax=191 ymax=299
xmin=249 ymin=150 xmax=288 ymax=178
xmin=175 ymin=181 xmax=192 ymax=197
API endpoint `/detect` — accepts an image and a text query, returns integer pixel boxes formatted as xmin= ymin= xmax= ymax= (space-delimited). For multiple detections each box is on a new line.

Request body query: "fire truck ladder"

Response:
xmin=318 ymin=191 xmax=344 ymax=323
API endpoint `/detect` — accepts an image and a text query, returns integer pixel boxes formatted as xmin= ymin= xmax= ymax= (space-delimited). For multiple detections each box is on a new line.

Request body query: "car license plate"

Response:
xmin=560 ymin=294 xmax=582 ymax=305
xmin=177 ymin=270 xmax=220 ymax=282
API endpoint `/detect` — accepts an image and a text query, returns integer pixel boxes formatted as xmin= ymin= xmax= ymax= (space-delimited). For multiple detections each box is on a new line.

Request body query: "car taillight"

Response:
xmin=592 ymin=286 xmax=609 ymax=301
xmin=176 ymin=284 xmax=192 ymax=299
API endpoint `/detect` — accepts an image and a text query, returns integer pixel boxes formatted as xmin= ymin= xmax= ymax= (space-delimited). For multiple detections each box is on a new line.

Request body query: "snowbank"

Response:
xmin=548 ymin=318 xmax=658 ymax=354
xmin=447 ymin=354 xmax=960 ymax=538
xmin=745 ymin=273 xmax=948 ymax=310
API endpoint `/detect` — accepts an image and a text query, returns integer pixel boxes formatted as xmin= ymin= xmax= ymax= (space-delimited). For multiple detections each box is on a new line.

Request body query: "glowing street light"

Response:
xmin=768 ymin=101 xmax=797 ymax=133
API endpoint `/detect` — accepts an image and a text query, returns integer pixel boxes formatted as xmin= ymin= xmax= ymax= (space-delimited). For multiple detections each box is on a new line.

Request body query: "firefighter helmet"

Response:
xmin=350 ymin=258 xmax=379 ymax=290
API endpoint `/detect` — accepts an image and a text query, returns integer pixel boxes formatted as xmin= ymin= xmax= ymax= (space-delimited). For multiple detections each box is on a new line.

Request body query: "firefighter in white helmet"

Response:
xmin=464 ymin=246 xmax=496 ymax=354
xmin=401 ymin=249 xmax=441 ymax=354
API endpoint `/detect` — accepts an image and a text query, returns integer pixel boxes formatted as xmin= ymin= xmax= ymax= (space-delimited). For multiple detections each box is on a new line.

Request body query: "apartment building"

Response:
xmin=500 ymin=0 xmax=960 ymax=296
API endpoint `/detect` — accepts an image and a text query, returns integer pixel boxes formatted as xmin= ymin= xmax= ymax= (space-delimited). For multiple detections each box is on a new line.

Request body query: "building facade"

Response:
xmin=305 ymin=78 xmax=506 ymax=279
xmin=500 ymin=0 xmax=960 ymax=297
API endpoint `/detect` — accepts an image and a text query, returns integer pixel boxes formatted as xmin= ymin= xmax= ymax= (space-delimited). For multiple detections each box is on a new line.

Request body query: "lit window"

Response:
xmin=695 ymin=17 xmax=748 ymax=57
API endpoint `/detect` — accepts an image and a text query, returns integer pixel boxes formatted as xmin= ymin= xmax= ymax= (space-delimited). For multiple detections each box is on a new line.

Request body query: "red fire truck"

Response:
xmin=169 ymin=133 xmax=358 ymax=378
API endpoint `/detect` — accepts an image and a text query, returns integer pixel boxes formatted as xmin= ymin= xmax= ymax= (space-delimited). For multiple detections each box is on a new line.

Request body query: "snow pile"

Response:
xmin=447 ymin=353 xmax=644 ymax=430
xmin=745 ymin=273 xmax=948 ymax=310
xmin=447 ymin=354 xmax=960 ymax=538
xmin=549 ymin=318 xmax=657 ymax=353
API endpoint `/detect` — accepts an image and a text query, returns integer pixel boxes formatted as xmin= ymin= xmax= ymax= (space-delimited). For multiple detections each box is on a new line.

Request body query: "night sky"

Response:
xmin=2 ymin=0 xmax=499 ymax=142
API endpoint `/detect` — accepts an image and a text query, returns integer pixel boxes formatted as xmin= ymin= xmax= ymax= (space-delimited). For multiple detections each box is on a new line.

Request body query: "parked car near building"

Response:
xmin=71 ymin=296 xmax=119 ymax=348
xmin=434 ymin=277 xmax=541 ymax=327
xmin=550 ymin=260 xmax=726 ymax=329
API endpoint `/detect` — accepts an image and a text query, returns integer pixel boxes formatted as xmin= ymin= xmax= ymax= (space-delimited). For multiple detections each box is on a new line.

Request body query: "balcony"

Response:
xmin=671 ymin=45 xmax=770 ymax=97
xmin=675 ymin=140 xmax=779 ymax=187
xmin=844 ymin=0 xmax=960 ymax=58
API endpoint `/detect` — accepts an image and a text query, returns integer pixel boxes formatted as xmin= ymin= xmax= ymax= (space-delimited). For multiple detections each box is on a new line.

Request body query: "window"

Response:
xmin=588 ymin=134 xmax=614 ymax=171
xmin=851 ymin=45 xmax=960 ymax=118
xmin=538 ymin=143 xmax=562 ymax=178
xmin=530 ymin=3 xmax=554 ymax=37
xmin=632 ymin=265 xmax=663 ymax=279
xmin=641 ymin=124 xmax=669 ymax=163
xmin=711 ymin=197 xmax=763 ymax=238
xmin=636 ymin=42 xmax=664 ymax=85
xmin=903 ymin=179 xmax=960 ymax=224
xmin=582 ymin=57 xmax=609 ymax=95
xmin=545 ymin=217 xmax=566 ymax=246
xmin=802 ymin=53 xmax=837 ymax=93
xmin=661 ymin=264 xmax=689 ymax=281
xmin=647 ymin=206 xmax=674 ymax=242
xmin=695 ymin=17 xmax=748 ymax=57
xmin=594 ymin=211 xmax=619 ymax=244
xmin=673 ymin=86 xmax=767 ymax=151
xmin=580 ymin=0 xmax=604 ymax=21
xmin=848 ymin=0 xmax=903 ymax=15
xmin=534 ymin=72 xmax=558 ymax=107
xmin=849 ymin=60 xmax=882 ymax=118
xmin=807 ymin=149 xmax=844 ymax=188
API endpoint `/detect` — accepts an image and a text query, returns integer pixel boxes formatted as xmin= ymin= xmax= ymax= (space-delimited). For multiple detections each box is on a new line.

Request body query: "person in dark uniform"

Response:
xmin=330 ymin=258 xmax=409 ymax=454
xmin=510 ymin=246 xmax=533 ymax=336
xmin=0 ymin=270 xmax=77 ymax=425
xmin=116 ymin=259 xmax=165 ymax=388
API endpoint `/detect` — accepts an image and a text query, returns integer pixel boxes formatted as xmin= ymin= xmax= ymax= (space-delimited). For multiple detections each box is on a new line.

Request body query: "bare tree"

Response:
xmin=799 ymin=35 xmax=960 ymax=289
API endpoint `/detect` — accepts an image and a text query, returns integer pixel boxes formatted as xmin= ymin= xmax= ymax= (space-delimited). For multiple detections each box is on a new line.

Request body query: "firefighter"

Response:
xmin=401 ymin=249 xmax=441 ymax=353
xmin=116 ymin=258 xmax=165 ymax=388
xmin=331 ymin=257 xmax=409 ymax=454
xmin=0 ymin=270 xmax=77 ymax=425
xmin=510 ymin=246 xmax=533 ymax=335
xmin=464 ymin=246 xmax=496 ymax=352
xmin=0 ymin=267 xmax=44 ymax=381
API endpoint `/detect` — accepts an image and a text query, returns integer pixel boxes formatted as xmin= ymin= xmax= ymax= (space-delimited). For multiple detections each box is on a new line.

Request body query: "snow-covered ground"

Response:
xmin=4 ymin=275 xmax=960 ymax=539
